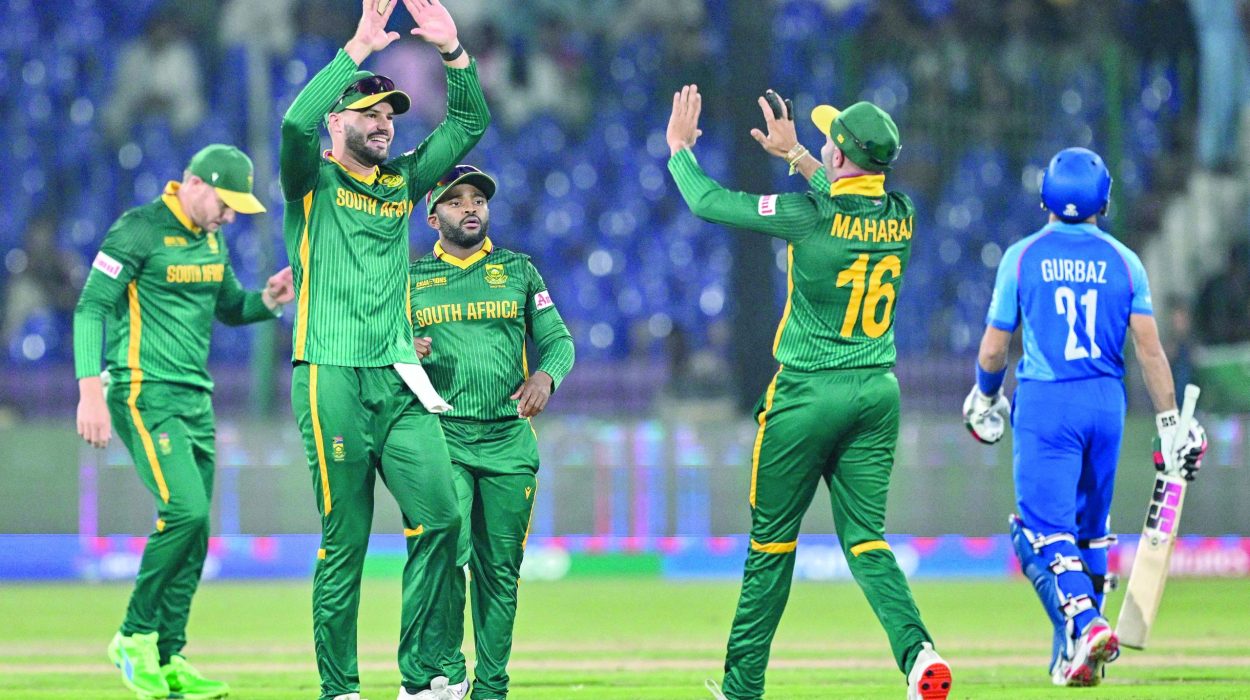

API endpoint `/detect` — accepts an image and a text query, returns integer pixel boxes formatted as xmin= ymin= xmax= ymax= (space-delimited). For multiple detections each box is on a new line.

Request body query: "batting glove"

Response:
xmin=1153 ymin=414 xmax=1208 ymax=481
xmin=962 ymin=385 xmax=1010 ymax=444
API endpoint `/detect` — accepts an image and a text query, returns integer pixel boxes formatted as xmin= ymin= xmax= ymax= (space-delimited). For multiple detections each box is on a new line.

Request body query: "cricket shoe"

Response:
xmin=1050 ymin=657 xmax=1071 ymax=686
xmin=1064 ymin=618 xmax=1119 ymax=687
xmin=332 ymin=694 xmax=364 ymax=700
xmin=907 ymin=642 xmax=952 ymax=700
xmin=397 ymin=676 xmax=455 ymax=700
xmin=163 ymin=655 xmax=229 ymax=698
xmin=107 ymin=631 xmax=172 ymax=699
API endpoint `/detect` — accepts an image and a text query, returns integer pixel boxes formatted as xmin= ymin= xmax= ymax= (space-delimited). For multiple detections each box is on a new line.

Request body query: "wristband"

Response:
xmin=440 ymin=44 xmax=464 ymax=61
xmin=786 ymin=145 xmax=809 ymax=175
xmin=976 ymin=363 xmax=1006 ymax=396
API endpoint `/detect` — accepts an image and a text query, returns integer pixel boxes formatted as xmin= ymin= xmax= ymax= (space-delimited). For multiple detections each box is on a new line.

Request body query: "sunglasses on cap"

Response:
xmin=436 ymin=164 xmax=486 ymax=186
xmin=841 ymin=121 xmax=901 ymax=167
xmin=332 ymin=75 xmax=397 ymax=111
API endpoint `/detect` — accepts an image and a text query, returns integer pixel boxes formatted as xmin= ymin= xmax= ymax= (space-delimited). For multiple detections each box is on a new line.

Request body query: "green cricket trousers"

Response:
xmin=108 ymin=380 xmax=215 ymax=665
xmin=435 ymin=417 xmax=539 ymax=700
xmin=291 ymin=363 xmax=459 ymax=700
xmin=720 ymin=367 xmax=933 ymax=700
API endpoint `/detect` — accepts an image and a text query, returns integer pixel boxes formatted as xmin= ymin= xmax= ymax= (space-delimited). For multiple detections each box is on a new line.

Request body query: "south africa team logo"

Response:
xmin=158 ymin=432 xmax=172 ymax=455
xmin=332 ymin=436 xmax=346 ymax=462
xmin=378 ymin=173 xmax=405 ymax=188
xmin=484 ymin=263 xmax=507 ymax=288
xmin=206 ymin=233 xmax=219 ymax=255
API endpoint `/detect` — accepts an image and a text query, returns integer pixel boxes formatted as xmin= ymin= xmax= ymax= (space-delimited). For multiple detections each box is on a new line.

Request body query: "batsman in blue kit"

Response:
xmin=962 ymin=148 xmax=1207 ymax=687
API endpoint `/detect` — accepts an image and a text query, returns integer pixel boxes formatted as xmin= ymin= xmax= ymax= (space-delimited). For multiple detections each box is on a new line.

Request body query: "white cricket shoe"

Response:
xmin=447 ymin=678 xmax=469 ymax=699
xmin=1050 ymin=658 xmax=1071 ymax=686
xmin=907 ymin=642 xmax=952 ymax=700
xmin=397 ymin=676 xmax=454 ymax=700
xmin=333 ymin=694 xmax=364 ymax=700
xmin=1064 ymin=618 xmax=1119 ymax=687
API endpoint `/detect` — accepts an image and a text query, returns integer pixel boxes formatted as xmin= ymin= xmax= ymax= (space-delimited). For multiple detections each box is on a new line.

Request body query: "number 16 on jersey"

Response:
xmin=1117 ymin=384 xmax=1200 ymax=649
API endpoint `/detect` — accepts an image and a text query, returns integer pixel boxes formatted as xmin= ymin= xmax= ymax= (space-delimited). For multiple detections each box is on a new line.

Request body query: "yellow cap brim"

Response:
xmin=217 ymin=188 xmax=267 ymax=215
xmin=811 ymin=104 xmax=841 ymax=136
xmin=343 ymin=90 xmax=411 ymax=114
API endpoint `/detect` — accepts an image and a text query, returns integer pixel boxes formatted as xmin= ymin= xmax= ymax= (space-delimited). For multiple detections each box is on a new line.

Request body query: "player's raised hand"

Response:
xmin=666 ymin=84 xmax=704 ymax=156
xmin=401 ymin=0 xmax=459 ymax=53
xmin=750 ymin=89 xmax=800 ymax=159
xmin=346 ymin=0 xmax=402 ymax=61
xmin=511 ymin=371 xmax=554 ymax=418
xmin=414 ymin=336 xmax=432 ymax=360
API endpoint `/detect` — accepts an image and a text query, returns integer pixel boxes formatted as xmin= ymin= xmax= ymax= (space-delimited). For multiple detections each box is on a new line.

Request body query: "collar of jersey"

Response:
xmin=324 ymin=151 xmax=379 ymax=186
xmin=434 ymin=237 xmax=493 ymax=269
xmin=828 ymin=174 xmax=886 ymax=198
xmin=1047 ymin=222 xmax=1102 ymax=235
xmin=161 ymin=181 xmax=203 ymax=234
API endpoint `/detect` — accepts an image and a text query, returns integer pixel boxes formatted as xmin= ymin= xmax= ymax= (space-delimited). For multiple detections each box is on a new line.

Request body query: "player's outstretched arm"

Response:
xmin=280 ymin=0 xmax=402 ymax=200
xmin=214 ymin=244 xmax=288 ymax=325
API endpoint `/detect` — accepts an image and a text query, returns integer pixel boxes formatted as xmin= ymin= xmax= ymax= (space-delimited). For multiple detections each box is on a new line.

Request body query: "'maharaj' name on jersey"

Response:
xmin=1040 ymin=258 xmax=1108 ymax=284
xmin=829 ymin=213 xmax=913 ymax=243
xmin=412 ymin=300 xmax=520 ymax=327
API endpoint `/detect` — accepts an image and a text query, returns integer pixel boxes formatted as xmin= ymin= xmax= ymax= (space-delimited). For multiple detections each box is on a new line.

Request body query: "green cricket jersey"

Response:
xmin=409 ymin=239 xmax=575 ymax=420
xmin=668 ymin=149 xmax=915 ymax=371
xmin=280 ymin=50 xmax=490 ymax=367
xmin=73 ymin=182 xmax=278 ymax=390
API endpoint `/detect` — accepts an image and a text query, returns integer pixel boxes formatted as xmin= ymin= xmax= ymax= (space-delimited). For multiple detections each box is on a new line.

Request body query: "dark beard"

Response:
xmin=345 ymin=127 xmax=388 ymax=166
xmin=440 ymin=216 xmax=489 ymax=249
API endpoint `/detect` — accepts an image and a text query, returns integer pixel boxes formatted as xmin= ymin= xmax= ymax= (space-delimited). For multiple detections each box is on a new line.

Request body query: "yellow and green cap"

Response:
xmin=811 ymin=101 xmax=901 ymax=172
xmin=330 ymin=71 xmax=411 ymax=115
xmin=187 ymin=144 xmax=266 ymax=214
xmin=425 ymin=164 xmax=497 ymax=215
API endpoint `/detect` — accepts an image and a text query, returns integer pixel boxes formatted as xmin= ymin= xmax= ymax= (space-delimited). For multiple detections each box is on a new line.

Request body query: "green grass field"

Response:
xmin=2 ymin=577 xmax=1248 ymax=699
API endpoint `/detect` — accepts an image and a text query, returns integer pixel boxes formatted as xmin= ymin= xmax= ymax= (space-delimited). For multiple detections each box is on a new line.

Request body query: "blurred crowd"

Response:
xmin=3 ymin=0 xmax=1249 ymax=412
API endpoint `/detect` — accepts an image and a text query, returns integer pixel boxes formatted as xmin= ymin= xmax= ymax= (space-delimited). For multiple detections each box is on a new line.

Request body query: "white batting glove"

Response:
xmin=963 ymin=385 xmax=1010 ymax=445
xmin=1154 ymin=410 xmax=1207 ymax=481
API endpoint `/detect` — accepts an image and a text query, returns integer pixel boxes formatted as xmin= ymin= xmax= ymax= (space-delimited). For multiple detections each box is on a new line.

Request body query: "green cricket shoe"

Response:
xmin=163 ymin=655 xmax=230 ymax=699
xmin=107 ymin=631 xmax=172 ymax=699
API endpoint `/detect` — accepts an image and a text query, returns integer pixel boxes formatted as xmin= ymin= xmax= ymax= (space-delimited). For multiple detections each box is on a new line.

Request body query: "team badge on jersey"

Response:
xmin=92 ymin=251 xmax=123 ymax=279
xmin=378 ymin=173 xmax=405 ymax=188
xmin=332 ymin=436 xmax=346 ymax=462
xmin=525 ymin=486 xmax=533 ymax=500
xmin=484 ymin=263 xmax=508 ymax=287
xmin=164 ymin=236 xmax=187 ymax=247
xmin=534 ymin=290 xmax=554 ymax=311
xmin=207 ymin=233 xmax=219 ymax=255
xmin=158 ymin=432 xmax=172 ymax=455
xmin=758 ymin=194 xmax=777 ymax=217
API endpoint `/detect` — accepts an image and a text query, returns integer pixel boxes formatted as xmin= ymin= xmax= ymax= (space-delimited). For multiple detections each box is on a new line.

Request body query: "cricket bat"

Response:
xmin=1116 ymin=383 xmax=1200 ymax=649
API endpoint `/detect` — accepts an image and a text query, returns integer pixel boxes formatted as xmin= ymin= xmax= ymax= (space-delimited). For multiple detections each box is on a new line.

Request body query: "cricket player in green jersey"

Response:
xmin=74 ymin=143 xmax=294 ymax=700
xmin=409 ymin=165 xmax=575 ymax=700
xmin=666 ymin=85 xmax=953 ymax=700
xmin=279 ymin=1 xmax=490 ymax=698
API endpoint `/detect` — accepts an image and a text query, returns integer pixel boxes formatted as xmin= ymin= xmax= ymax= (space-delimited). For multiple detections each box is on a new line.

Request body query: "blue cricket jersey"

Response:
xmin=986 ymin=222 xmax=1153 ymax=382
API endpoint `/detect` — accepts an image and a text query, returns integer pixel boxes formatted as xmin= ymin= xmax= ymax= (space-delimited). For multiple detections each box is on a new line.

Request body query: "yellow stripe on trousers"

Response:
xmin=750 ymin=539 xmax=797 ymax=554
xmin=850 ymin=540 xmax=892 ymax=557
xmin=309 ymin=364 xmax=331 ymax=514
xmin=126 ymin=281 xmax=169 ymax=504
xmin=749 ymin=367 xmax=783 ymax=508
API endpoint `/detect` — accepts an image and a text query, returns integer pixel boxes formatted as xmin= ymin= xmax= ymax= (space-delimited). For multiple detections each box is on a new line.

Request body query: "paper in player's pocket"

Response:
xmin=393 ymin=363 xmax=452 ymax=413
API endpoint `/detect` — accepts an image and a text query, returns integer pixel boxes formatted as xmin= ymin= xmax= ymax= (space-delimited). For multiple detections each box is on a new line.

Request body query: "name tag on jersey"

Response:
xmin=92 ymin=251 xmax=123 ymax=279
xmin=758 ymin=194 xmax=777 ymax=217
xmin=535 ymin=290 xmax=554 ymax=310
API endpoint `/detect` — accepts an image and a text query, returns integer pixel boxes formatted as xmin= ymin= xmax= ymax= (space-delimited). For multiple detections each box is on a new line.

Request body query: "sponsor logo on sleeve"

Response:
xmin=534 ymin=290 xmax=554 ymax=310
xmin=92 ymin=251 xmax=123 ymax=279
xmin=758 ymin=194 xmax=777 ymax=217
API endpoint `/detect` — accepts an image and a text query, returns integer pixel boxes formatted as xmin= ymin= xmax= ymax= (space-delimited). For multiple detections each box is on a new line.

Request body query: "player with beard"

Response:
xmin=409 ymin=165 xmax=574 ymax=700
xmin=278 ymin=1 xmax=490 ymax=699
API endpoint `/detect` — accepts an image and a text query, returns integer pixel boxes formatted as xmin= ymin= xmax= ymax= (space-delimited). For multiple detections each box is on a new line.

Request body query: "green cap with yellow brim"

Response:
xmin=187 ymin=144 xmax=266 ymax=214
xmin=811 ymin=101 xmax=901 ymax=172
xmin=330 ymin=70 xmax=411 ymax=116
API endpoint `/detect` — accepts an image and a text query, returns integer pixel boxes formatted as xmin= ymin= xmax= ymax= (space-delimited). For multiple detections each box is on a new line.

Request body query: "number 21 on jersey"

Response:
xmin=836 ymin=253 xmax=900 ymax=339
xmin=1055 ymin=286 xmax=1101 ymax=360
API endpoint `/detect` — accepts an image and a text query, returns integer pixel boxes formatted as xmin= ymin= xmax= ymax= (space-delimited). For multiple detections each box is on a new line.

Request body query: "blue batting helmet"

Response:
xmin=1040 ymin=147 xmax=1112 ymax=223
